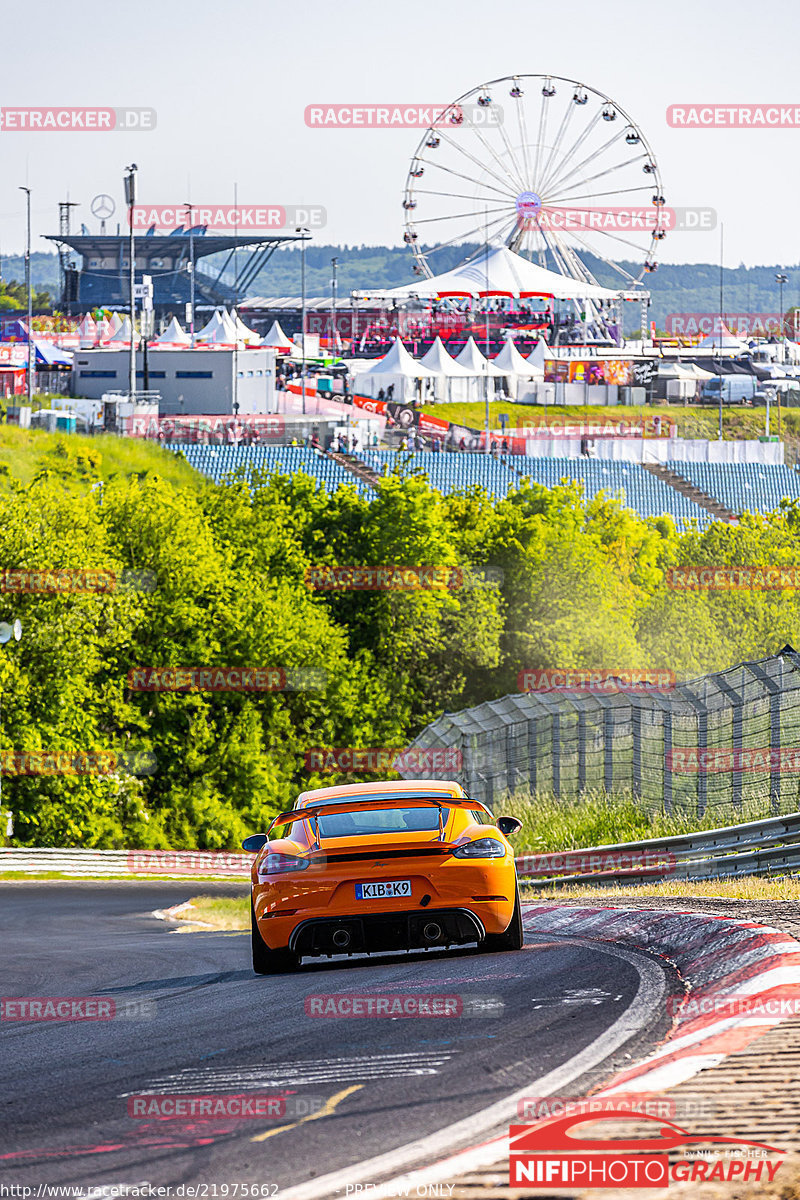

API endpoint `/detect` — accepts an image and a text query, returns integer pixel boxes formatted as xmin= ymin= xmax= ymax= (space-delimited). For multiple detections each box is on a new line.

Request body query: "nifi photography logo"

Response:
xmin=509 ymin=1110 xmax=785 ymax=1189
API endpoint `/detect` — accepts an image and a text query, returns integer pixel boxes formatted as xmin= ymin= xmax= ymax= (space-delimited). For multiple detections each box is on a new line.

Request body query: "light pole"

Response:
xmin=185 ymin=202 xmax=196 ymax=348
xmin=0 ymin=618 xmax=22 ymax=842
xmin=776 ymin=273 xmax=788 ymax=364
xmin=295 ymin=227 xmax=309 ymax=415
xmin=18 ymin=189 xmax=32 ymax=409
xmin=330 ymin=256 xmax=338 ymax=359
xmin=124 ymin=165 xmax=138 ymax=399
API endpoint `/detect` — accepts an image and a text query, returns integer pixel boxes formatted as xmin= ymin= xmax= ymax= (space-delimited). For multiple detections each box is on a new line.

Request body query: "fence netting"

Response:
xmin=401 ymin=646 xmax=800 ymax=819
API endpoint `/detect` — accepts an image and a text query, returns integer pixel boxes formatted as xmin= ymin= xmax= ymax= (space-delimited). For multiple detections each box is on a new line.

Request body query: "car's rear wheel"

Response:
xmin=480 ymin=884 xmax=523 ymax=952
xmin=251 ymin=903 xmax=299 ymax=974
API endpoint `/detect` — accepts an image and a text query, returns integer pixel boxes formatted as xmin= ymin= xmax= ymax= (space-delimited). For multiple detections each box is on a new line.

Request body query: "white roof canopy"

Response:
xmin=418 ymin=336 xmax=475 ymax=377
xmin=356 ymin=244 xmax=634 ymax=303
xmin=456 ymin=336 xmax=506 ymax=376
xmin=494 ymin=336 xmax=543 ymax=376
xmin=153 ymin=317 xmax=190 ymax=345
xmin=261 ymin=320 xmax=294 ymax=350
xmin=354 ymin=337 xmax=437 ymax=378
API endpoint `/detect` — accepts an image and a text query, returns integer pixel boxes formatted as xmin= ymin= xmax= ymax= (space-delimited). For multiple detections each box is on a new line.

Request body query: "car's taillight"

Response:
xmin=452 ymin=837 xmax=506 ymax=859
xmin=258 ymin=853 xmax=310 ymax=875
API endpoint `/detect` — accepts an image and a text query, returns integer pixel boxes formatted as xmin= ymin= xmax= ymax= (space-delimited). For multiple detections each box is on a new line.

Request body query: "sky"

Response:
xmin=1 ymin=0 xmax=798 ymax=279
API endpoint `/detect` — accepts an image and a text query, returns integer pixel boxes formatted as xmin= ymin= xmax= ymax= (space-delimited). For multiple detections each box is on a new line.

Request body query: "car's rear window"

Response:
xmin=317 ymin=805 xmax=441 ymax=838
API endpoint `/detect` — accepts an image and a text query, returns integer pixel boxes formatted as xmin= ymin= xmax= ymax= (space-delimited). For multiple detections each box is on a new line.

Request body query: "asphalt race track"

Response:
xmin=1 ymin=884 xmax=679 ymax=1195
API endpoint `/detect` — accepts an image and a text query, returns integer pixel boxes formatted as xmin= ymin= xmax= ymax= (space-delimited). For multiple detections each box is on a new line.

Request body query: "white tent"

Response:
xmin=95 ymin=315 xmax=114 ymax=345
xmin=456 ymin=336 xmax=507 ymax=377
xmin=196 ymin=309 xmax=238 ymax=346
xmin=231 ymin=308 xmax=261 ymax=345
xmin=152 ymin=317 xmax=191 ymax=347
xmin=526 ymin=336 xmax=549 ymax=371
xmin=696 ymin=321 xmax=749 ymax=354
xmin=109 ymin=312 xmax=124 ymax=335
xmin=418 ymin=336 xmax=478 ymax=402
xmin=261 ymin=320 xmax=294 ymax=351
xmin=358 ymin=244 xmax=629 ymax=303
xmin=492 ymin=336 xmax=544 ymax=399
xmin=77 ymin=313 xmax=97 ymax=348
xmin=351 ymin=337 xmax=437 ymax=402
xmin=493 ymin=337 xmax=543 ymax=375
xmin=108 ymin=316 xmax=134 ymax=346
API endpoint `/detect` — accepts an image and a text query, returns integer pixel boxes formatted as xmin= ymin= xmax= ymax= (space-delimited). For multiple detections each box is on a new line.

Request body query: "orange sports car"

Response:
xmin=243 ymin=778 xmax=523 ymax=973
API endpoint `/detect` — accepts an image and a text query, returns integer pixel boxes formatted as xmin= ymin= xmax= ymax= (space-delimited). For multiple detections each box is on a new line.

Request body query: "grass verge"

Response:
xmin=171 ymin=896 xmax=249 ymax=930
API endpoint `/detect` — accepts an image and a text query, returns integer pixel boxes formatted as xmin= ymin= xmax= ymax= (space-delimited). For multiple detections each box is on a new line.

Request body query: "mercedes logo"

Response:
xmin=91 ymin=194 xmax=116 ymax=220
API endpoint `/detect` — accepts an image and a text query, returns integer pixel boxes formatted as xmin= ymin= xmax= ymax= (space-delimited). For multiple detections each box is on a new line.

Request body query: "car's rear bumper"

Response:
xmin=287 ymin=906 xmax=485 ymax=956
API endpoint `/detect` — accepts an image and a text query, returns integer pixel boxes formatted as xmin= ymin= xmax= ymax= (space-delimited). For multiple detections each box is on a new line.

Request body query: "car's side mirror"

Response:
xmin=496 ymin=816 xmax=522 ymax=838
xmin=242 ymin=833 xmax=269 ymax=852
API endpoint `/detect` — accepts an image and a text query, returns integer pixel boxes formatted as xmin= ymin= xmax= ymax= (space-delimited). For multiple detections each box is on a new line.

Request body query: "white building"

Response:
xmin=72 ymin=348 xmax=276 ymax=415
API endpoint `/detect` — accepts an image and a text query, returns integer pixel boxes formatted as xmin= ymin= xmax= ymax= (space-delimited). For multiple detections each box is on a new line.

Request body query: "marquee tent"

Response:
xmin=261 ymin=320 xmax=294 ymax=351
xmin=696 ymin=322 xmax=749 ymax=354
xmin=357 ymin=245 xmax=630 ymax=303
xmin=456 ymin=336 xmax=507 ymax=377
xmin=418 ymin=336 xmax=478 ymax=402
xmin=77 ymin=313 xmax=98 ymax=348
xmin=351 ymin=337 xmax=437 ymax=402
xmin=196 ymin=309 xmax=238 ymax=346
xmin=492 ymin=336 xmax=544 ymax=399
xmin=527 ymin=337 xmax=549 ymax=371
xmin=108 ymin=316 xmax=134 ymax=347
xmin=152 ymin=317 xmax=191 ymax=347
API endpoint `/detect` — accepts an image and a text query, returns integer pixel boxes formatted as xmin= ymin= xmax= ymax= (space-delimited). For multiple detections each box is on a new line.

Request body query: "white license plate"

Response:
xmin=355 ymin=879 xmax=412 ymax=900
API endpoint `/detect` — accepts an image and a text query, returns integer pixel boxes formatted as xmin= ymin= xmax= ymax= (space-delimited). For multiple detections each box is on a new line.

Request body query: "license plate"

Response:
xmin=355 ymin=879 xmax=412 ymax=900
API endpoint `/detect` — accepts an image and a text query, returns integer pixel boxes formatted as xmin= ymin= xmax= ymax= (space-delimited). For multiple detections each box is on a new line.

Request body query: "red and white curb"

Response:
xmin=279 ymin=902 xmax=800 ymax=1199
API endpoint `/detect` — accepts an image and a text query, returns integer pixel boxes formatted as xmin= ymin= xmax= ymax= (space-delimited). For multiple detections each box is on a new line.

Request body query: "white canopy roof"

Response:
xmin=261 ymin=320 xmax=294 ymax=350
xmin=456 ymin=336 xmax=506 ymax=376
xmin=231 ymin=308 xmax=261 ymax=344
xmin=697 ymin=321 xmax=749 ymax=352
xmin=527 ymin=336 xmax=549 ymax=370
xmin=196 ymin=309 xmax=238 ymax=345
xmin=108 ymin=316 xmax=134 ymax=344
xmin=77 ymin=313 xmax=97 ymax=346
xmin=355 ymin=337 xmax=437 ymax=378
xmin=418 ymin=336 xmax=475 ymax=377
xmin=493 ymin=337 xmax=543 ymax=376
xmin=153 ymin=317 xmax=191 ymax=346
xmin=358 ymin=245 xmax=629 ymax=303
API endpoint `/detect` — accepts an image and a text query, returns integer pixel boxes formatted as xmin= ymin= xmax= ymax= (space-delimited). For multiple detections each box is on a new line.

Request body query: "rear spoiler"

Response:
xmin=268 ymin=794 xmax=492 ymax=844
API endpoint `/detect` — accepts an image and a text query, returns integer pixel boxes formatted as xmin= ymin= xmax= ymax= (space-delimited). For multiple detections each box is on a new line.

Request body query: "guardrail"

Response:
xmin=0 ymin=848 xmax=251 ymax=878
xmin=4 ymin=811 xmax=800 ymax=885
xmin=517 ymin=810 xmax=800 ymax=887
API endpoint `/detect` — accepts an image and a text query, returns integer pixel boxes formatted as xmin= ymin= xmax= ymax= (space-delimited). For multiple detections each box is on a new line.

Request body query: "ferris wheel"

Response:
xmin=403 ymin=75 xmax=666 ymax=290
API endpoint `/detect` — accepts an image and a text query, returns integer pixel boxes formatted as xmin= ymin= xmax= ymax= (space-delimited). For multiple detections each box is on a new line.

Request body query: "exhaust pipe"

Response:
xmin=423 ymin=922 xmax=442 ymax=943
xmin=332 ymin=928 xmax=351 ymax=949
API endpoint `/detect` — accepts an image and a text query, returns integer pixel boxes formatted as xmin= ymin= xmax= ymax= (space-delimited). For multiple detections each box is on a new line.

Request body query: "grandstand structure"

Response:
xmin=168 ymin=443 xmax=800 ymax=529
xmin=45 ymin=230 xmax=304 ymax=316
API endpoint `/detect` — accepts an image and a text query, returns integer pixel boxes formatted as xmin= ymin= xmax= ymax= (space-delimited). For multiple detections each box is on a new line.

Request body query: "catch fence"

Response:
xmin=402 ymin=647 xmax=800 ymax=820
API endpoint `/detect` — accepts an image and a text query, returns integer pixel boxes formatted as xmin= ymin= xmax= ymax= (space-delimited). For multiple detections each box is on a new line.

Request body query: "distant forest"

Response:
xmin=6 ymin=248 xmax=800 ymax=334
